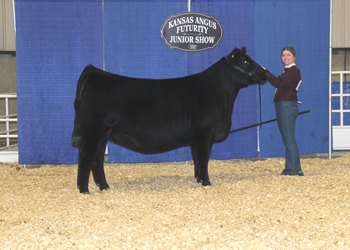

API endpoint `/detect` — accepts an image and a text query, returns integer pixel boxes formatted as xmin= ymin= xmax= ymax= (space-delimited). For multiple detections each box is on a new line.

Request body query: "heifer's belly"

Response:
xmin=108 ymin=127 xmax=190 ymax=154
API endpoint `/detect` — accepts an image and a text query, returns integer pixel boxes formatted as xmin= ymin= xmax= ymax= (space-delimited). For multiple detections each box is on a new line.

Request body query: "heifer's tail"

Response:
xmin=71 ymin=124 xmax=81 ymax=148
xmin=71 ymin=65 xmax=93 ymax=148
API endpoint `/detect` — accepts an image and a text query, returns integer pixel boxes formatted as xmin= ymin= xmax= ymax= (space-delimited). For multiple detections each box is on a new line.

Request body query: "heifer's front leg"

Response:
xmin=190 ymin=138 xmax=213 ymax=186
xmin=91 ymin=138 xmax=109 ymax=191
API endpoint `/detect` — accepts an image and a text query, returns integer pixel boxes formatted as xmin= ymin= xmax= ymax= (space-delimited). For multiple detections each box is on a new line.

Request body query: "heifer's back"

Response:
xmin=72 ymin=47 xmax=270 ymax=194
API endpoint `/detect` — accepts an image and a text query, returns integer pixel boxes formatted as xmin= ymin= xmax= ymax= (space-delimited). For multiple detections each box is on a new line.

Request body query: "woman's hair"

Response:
xmin=281 ymin=46 xmax=297 ymax=67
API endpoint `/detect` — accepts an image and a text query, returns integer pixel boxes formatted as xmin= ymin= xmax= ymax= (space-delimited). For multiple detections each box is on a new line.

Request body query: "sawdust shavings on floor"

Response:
xmin=1 ymin=154 xmax=350 ymax=249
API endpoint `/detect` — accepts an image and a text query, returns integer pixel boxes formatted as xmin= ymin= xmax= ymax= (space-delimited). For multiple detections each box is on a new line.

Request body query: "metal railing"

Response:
xmin=331 ymin=71 xmax=350 ymax=125
xmin=0 ymin=93 xmax=17 ymax=150
xmin=330 ymin=71 xmax=350 ymax=152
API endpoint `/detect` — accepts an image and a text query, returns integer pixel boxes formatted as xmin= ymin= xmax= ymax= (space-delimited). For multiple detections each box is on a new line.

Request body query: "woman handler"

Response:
xmin=268 ymin=46 xmax=304 ymax=176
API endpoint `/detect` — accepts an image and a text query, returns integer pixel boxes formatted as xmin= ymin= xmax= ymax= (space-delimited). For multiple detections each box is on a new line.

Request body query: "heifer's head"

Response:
xmin=225 ymin=47 xmax=270 ymax=87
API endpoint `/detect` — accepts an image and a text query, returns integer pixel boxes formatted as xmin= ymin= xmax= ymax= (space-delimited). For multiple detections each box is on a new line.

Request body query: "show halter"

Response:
xmin=225 ymin=54 xmax=260 ymax=80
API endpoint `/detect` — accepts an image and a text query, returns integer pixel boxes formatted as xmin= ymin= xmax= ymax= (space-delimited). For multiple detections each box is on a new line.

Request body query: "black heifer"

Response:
xmin=72 ymin=47 xmax=270 ymax=194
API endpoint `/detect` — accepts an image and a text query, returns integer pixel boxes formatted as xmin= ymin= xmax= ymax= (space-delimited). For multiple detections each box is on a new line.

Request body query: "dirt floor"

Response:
xmin=1 ymin=153 xmax=350 ymax=249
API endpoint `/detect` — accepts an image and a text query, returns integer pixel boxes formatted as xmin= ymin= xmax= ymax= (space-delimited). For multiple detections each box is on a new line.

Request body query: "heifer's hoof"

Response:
xmin=78 ymin=185 xmax=90 ymax=194
xmin=99 ymin=184 xmax=110 ymax=191
xmin=196 ymin=178 xmax=211 ymax=186
xmin=202 ymin=181 xmax=212 ymax=186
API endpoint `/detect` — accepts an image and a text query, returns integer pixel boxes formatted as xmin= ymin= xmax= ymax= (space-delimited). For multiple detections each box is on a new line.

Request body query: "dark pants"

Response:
xmin=275 ymin=101 xmax=303 ymax=175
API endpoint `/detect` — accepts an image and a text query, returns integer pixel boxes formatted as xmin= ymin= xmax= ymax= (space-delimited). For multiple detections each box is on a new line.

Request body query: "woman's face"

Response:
xmin=282 ymin=50 xmax=296 ymax=66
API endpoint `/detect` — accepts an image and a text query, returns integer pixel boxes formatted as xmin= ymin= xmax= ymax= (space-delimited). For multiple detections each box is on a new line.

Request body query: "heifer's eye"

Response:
xmin=242 ymin=59 xmax=250 ymax=65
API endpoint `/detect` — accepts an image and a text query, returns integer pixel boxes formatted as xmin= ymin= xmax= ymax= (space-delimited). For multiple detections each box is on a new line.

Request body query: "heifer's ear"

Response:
xmin=241 ymin=47 xmax=247 ymax=54
xmin=230 ymin=47 xmax=244 ymax=58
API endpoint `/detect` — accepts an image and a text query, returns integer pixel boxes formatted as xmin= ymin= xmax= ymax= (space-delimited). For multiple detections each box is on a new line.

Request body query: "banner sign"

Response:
xmin=161 ymin=12 xmax=223 ymax=52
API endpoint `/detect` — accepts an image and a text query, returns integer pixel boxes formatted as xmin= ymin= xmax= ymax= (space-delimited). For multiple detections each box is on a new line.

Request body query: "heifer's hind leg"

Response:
xmin=77 ymin=145 xmax=92 ymax=194
xmin=190 ymin=138 xmax=213 ymax=186
xmin=91 ymin=138 xmax=109 ymax=191
xmin=77 ymin=136 xmax=107 ymax=194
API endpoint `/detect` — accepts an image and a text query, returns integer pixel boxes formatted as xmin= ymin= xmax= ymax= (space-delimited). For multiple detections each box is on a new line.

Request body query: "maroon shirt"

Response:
xmin=268 ymin=65 xmax=300 ymax=103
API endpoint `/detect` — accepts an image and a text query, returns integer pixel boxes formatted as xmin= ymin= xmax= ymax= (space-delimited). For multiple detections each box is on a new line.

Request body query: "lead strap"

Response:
xmin=295 ymin=80 xmax=302 ymax=92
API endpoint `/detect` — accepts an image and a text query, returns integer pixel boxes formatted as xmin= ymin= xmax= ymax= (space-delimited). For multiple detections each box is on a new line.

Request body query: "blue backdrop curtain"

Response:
xmin=254 ymin=0 xmax=330 ymax=157
xmin=16 ymin=0 xmax=103 ymax=164
xmin=104 ymin=0 xmax=192 ymax=163
xmin=189 ymin=0 xmax=257 ymax=160
xmin=15 ymin=0 xmax=330 ymax=164
xmin=105 ymin=0 xmax=258 ymax=163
